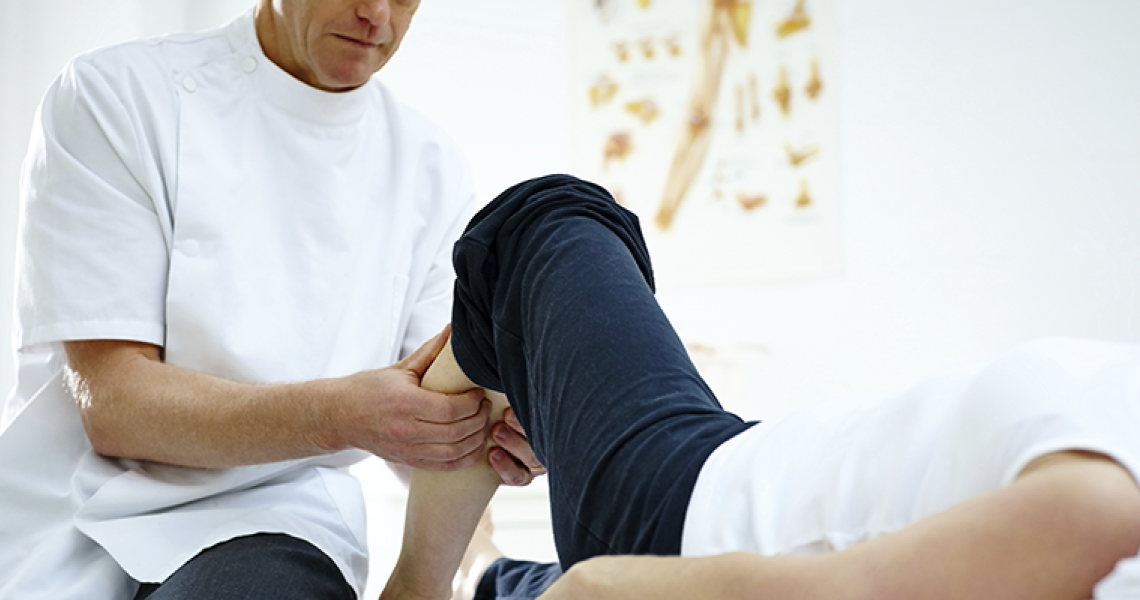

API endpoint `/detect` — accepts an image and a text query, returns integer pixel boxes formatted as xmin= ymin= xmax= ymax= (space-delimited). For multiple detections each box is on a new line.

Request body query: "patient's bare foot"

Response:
xmin=451 ymin=509 xmax=504 ymax=600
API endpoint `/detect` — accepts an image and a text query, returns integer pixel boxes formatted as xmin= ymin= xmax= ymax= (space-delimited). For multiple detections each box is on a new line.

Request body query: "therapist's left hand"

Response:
xmin=490 ymin=407 xmax=546 ymax=486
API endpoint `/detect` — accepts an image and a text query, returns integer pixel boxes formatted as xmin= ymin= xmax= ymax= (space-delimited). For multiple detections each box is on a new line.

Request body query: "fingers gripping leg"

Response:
xmin=382 ymin=337 xmax=509 ymax=600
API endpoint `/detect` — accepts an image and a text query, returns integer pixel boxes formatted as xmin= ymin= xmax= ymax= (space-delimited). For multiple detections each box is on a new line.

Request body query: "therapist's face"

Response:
xmin=256 ymin=0 xmax=421 ymax=92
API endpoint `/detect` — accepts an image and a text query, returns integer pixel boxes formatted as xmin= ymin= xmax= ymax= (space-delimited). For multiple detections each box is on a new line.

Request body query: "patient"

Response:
xmin=381 ymin=174 xmax=1140 ymax=600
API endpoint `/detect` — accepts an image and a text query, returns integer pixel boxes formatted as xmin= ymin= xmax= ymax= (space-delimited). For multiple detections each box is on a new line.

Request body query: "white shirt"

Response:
xmin=0 ymin=10 xmax=475 ymax=598
xmin=683 ymin=338 xmax=1140 ymax=597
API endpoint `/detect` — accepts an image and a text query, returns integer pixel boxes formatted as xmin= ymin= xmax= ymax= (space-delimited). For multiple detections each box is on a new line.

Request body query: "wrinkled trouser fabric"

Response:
xmin=474 ymin=558 xmax=563 ymax=600
xmin=452 ymin=175 xmax=755 ymax=596
xmin=133 ymin=534 xmax=353 ymax=600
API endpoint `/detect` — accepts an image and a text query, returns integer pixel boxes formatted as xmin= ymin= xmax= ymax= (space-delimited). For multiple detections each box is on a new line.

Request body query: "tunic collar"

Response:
xmin=226 ymin=9 xmax=372 ymax=125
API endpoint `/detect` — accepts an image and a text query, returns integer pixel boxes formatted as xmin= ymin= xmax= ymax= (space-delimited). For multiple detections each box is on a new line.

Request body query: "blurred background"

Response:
xmin=3 ymin=0 xmax=1139 ymax=595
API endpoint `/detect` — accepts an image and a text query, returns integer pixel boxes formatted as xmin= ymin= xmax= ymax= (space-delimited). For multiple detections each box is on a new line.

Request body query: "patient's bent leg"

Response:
xmin=382 ymin=337 xmax=510 ymax=600
xmin=448 ymin=175 xmax=754 ymax=567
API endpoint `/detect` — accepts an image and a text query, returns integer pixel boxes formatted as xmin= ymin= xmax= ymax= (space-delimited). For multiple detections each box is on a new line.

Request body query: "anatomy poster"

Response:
xmin=567 ymin=0 xmax=842 ymax=287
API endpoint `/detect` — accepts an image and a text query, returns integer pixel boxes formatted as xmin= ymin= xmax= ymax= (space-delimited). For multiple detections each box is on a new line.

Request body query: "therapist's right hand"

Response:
xmin=338 ymin=330 xmax=491 ymax=471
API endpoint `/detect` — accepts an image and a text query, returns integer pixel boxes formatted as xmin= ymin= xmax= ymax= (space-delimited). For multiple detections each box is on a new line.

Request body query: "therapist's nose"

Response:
xmin=355 ymin=0 xmax=391 ymax=28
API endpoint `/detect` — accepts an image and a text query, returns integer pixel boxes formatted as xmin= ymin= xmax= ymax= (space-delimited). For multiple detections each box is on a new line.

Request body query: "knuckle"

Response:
xmin=444 ymin=423 xmax=467 ymax=443
xmin=430 ymin=397 xmax=456 ymax=422
xmin=439 ymin=444 xmax=466 ymax=462
xmin=493 ymin=424 xmax=517 ymax=447
xmin=489 ymin=451 xmax=527 ymax=487
xmin=389 ymin=421 xmax=415 ymax=443
xmin=442 ymin=396 xmax=476 ymax=423
xmin=439 ymin=439 xmax=479 ymax=463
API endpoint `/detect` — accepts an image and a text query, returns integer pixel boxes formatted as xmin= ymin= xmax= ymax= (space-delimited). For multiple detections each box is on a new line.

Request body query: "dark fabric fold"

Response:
xmin=449 ymin=174 xmax=754 ymax=570
xmin=451 ymin=174 xmax=654 ymax=392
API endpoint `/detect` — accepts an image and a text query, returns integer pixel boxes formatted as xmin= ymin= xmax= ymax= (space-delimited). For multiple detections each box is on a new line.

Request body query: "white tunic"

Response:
xmin=0 ymin=10 xmax=475 ymax=598
xmin=683 ymin=337 xmax=1140 ymax=597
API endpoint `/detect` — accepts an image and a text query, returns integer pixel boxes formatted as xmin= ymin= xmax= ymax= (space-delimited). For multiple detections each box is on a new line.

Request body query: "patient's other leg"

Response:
xmin=535 ymin=451 xmax=1140 ymax=600
xmin=782 ymin=451 xmax=1140 ymax=600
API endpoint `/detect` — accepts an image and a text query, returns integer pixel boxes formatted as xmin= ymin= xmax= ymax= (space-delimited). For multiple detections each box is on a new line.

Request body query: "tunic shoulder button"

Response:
xmin=182 ymin=76 xmax=198 ymax=93
xmin=241 ymin=56 xmax=258 ymax=74
xmin=180 ymin=239 xmax=201 ymax=257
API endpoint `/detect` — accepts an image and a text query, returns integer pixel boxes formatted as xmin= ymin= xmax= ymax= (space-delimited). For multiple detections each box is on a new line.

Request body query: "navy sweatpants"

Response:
xmin=451 ymin=175 xmax=754 ymax=597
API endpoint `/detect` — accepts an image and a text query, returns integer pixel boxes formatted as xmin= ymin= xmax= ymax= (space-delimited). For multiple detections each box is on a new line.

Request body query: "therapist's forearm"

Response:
xmin=65 ymin=339 xmax=363 ymax=467
xmin=63 ymin=338 xmax=488 ymax=469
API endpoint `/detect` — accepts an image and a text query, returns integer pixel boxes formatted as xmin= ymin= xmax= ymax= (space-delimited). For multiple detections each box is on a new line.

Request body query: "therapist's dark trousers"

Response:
xmin=132 ymin=533 xmax=353 ymax=599
xmin=451 ymin=175 xmax=755 ymax=599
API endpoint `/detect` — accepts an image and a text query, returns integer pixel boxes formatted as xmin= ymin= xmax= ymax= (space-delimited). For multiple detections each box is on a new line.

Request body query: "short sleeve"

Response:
xmin=397 ymin=143 xmax=480 ymax=360
xmin=15 ymin=54 xmax=172 ymax=350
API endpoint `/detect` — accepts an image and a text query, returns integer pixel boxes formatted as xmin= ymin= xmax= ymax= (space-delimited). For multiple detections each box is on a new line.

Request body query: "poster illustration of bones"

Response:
xmin=567 ymin=0 xmax=842 ymax=287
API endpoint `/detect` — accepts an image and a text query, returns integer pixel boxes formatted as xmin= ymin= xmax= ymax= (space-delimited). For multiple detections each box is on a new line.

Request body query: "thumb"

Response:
xmin=397 ymin=324 xmax=451 ymax=377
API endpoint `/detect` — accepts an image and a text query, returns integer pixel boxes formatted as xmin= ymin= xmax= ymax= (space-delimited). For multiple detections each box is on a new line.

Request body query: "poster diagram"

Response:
xmin=567 ymin=0 xmax=842 ymax=287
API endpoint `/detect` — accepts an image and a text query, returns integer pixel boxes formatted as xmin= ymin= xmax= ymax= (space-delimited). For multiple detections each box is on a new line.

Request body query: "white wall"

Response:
xmin=2 ymin=0 xmax=1139 ymax=591
xmin=383 ymin=0 xmax=1140 ymax=418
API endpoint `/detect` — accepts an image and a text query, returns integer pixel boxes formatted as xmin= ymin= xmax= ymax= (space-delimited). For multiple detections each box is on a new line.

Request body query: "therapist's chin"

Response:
xmin=312 ymin=54 xmax=389 ymax=92
xmin=312 ymin=71 xmax=372 ymax=92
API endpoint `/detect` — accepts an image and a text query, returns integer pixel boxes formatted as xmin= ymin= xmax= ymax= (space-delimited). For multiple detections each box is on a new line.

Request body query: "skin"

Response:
xmin=381 ymin=340 xmax=1140 ymax=600
xmin=67 ymin=1 xmax=546 ymax=484
xmin=381 ymin=336 xmax=514 ymax=600
xmin=67 ymin=329 xmax=542 ymax=484
xmin=536 ymin=451 xmax=1140 ymax=600
xmin=255 ymin=0 xmax=422 ymax=92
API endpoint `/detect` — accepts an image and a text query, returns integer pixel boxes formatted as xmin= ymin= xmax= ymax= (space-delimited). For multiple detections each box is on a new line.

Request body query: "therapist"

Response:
xmin=0 ymin=1 xmax=541 ymax=598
